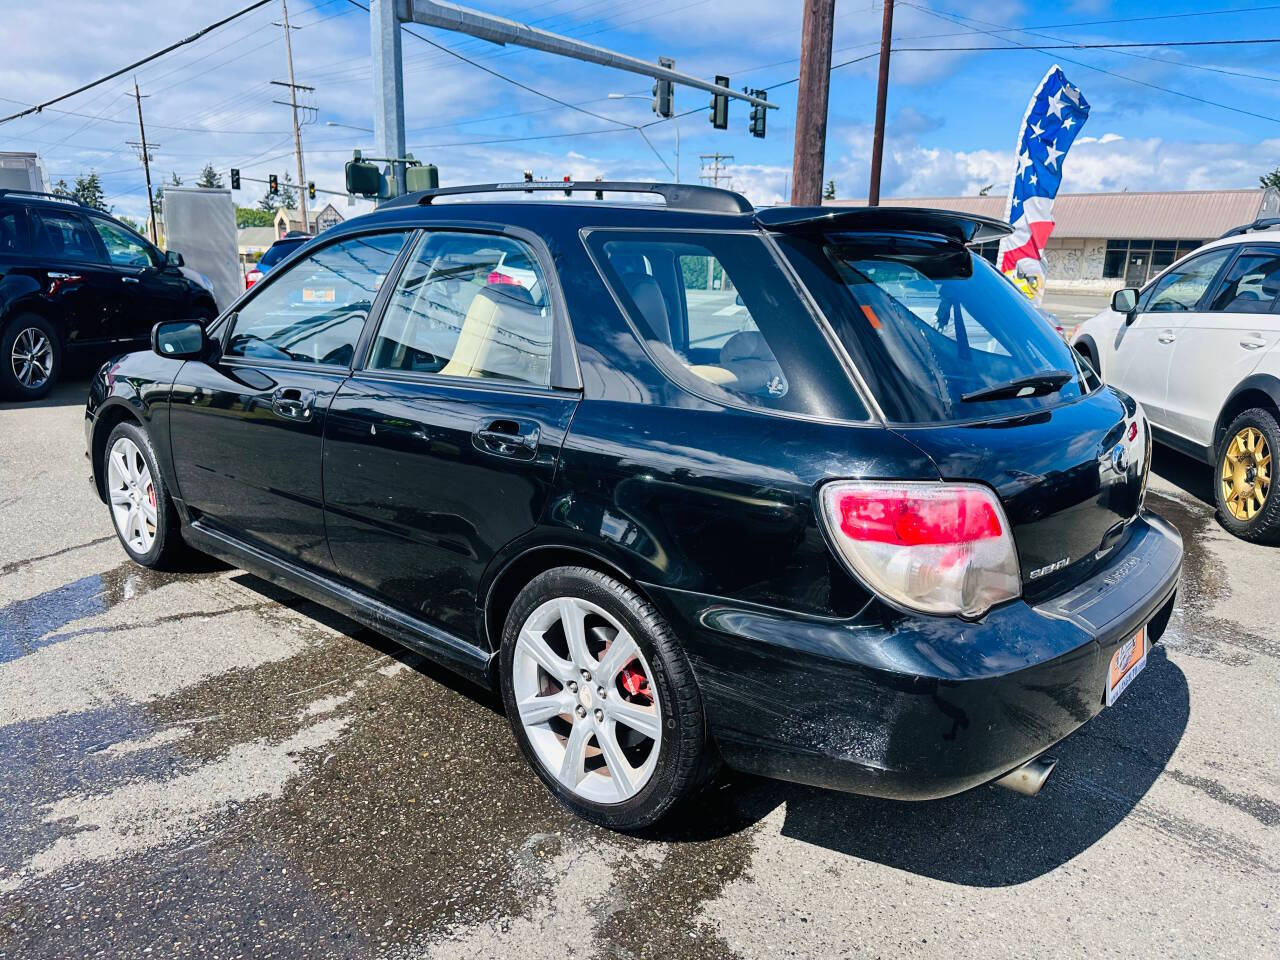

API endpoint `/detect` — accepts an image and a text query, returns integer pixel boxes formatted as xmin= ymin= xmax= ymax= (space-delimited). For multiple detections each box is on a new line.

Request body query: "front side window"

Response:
xmin=589 ymin=231 xmax=866 ymax=420
xmin=779 ymin=232 xmax=1094 ymax=424
xmin=30 ymin=209 xmax=103 ymax=263
xmin=1138 ymin=247 xmax=1233 ymax=313
xmin=90 ymin=218 xmax=155 ymax=267
xmin=368 ymin=232 xmax=553 ymax=386
xmin=226 ymin=232 xmax=407 ymax=366
xmin=1207 ymin=250 xmax=1280 ymax=313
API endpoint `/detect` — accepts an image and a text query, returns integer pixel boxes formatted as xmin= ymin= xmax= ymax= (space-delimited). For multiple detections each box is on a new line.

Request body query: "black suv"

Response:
xmin=85 ymin=182 xmax=1182 ymax=829
xmin=0 ymin=189 xmax=217 ymax=399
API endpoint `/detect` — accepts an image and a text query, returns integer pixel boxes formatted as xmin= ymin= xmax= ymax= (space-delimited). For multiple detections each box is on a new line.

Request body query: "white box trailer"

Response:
xmin=161 ymin=187 xmax=240 ymax=313
xmin=0 ymin=152 xmax=46 ymax=192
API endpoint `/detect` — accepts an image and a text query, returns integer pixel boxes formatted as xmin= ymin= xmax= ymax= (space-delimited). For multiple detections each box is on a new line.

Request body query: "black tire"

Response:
xmin=1214 ymin=407 xmax=1280 ymax=544
xmin=498 ymin=566 xmax=716 ymax=830
xmin=102 ymin=421 xmax=188 ymax=568
xmin=0 ymin=313 xmax=61 ymax=401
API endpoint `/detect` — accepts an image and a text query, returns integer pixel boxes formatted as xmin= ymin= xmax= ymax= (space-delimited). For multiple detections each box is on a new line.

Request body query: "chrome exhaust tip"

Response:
xmin=994 ymin=755 xmax=1058 ymax=796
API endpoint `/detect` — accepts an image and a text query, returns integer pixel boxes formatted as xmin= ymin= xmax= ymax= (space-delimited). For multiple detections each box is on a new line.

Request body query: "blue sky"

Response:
xmin=2 ymin=0 xmax=1278 ymax=223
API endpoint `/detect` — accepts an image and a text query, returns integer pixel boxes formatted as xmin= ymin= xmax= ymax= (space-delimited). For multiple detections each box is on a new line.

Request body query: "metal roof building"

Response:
xmin=831 ymin=188 xmax=1273 ymax=289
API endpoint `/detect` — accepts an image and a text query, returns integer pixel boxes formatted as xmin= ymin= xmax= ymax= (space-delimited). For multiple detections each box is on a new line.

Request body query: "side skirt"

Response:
xmin=183 ymin=519 xmax=495 ymax=689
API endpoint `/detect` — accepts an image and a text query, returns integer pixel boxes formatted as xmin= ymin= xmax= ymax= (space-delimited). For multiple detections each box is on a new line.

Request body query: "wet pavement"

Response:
xmin=1 ymin=381 xmax=1277 ymax=959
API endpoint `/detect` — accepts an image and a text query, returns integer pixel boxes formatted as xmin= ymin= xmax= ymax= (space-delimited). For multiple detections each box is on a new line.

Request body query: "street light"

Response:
xmin=609 ymin=93 xmax=679 ymax=183
xmin=325 ymin=120 xmax=373 ymax=133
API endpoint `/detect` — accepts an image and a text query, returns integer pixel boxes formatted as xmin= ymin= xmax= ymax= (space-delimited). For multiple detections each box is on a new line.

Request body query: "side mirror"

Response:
xmin=165 ymin=250 xmax=184 ymax=268
xmin=1111 ymin=287 xmax=1139 ymax=320
xmin=152 ymin=320 xmax=206 ymax=360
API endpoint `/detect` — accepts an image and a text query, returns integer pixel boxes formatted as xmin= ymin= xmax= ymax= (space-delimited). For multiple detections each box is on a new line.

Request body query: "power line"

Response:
xmin=0 ymin=0 xmax=277 ymax=125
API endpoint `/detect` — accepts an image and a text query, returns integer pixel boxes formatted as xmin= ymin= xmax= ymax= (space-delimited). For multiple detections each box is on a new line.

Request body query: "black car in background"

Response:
xmin=0 ymin=189 xmax=217 ymax=400
xmin=84 ymin=182 xmax=1182 ymax=829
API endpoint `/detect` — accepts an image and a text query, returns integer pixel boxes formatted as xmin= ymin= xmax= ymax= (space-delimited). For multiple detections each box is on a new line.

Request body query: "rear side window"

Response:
xmin=30 ymin=209 xmax=103 ymax=263
xmin=226 ymin=232 xmax=407 ymax=367
xmin=368 ymin=231 xmax=553 ymax=387
xmin=0 ymin=205 xmax=29 ymax=255
xmin=779 ymin=233 xmax=1092 ymax=425
xmin=1207 ymin=250 xmax=1280 ymax=313
xmin=588 ymin=231 xmax=866 ymax=420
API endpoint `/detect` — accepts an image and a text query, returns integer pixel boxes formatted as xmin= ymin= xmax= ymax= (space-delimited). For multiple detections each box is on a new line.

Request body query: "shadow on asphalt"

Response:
xmin=226 ymin=568 xmax=1190 ymax=889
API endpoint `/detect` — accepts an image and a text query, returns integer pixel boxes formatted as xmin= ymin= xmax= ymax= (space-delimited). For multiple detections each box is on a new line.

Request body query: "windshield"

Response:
xmin=778 ymin=232 xmax=1097 ymax=424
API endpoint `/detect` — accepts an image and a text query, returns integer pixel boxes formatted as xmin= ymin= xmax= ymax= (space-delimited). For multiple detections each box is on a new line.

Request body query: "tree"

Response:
xmin=1262 ymin=167 xmax=1280 ymax=191
xmin=236 ymin=206 xmax=274 ymax=228
xmin=154 ymin=171 xmax=182 ymax=216
xmin=196 ymin=163 xmax=224 ymax=189
xmin=822 ymin=179 xmax=837 ymax=200
xmin=71 ymin=171 xmax=110 ymax=212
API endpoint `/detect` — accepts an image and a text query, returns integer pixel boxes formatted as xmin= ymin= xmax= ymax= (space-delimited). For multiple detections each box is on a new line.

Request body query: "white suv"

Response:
xmin=1071 ymin=218 xmax=1280 ymax=541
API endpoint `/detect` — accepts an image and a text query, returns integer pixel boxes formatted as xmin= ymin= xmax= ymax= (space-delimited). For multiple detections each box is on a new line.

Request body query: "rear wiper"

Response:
xmin=961 ymin=369 xmax=1073 ymax=403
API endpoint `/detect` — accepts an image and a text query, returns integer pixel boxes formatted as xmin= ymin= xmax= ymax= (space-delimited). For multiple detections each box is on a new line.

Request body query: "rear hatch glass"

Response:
xmin=778 ymin=230 xmax=1145 ymax=598
xmin=779 ymin=232 xmax=1096 ymax=424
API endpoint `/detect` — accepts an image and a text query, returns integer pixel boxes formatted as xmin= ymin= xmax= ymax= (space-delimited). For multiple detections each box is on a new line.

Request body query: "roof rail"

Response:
xmin=0 ymin=188 xmax=82 ymax=206
xmin=380 ymin=180 xmax=753 ymax=215
xmin=1218 ymin=216 xmax=1280 ymax=239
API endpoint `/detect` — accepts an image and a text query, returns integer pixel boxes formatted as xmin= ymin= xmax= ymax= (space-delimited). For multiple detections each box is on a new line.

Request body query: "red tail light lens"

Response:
xmin=820 ymin=481 xmax=1021 ymax=619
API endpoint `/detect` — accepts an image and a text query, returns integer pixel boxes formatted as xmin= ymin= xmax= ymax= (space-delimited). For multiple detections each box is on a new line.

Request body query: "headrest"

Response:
xmin=622 ymin=273 xmax=672 ymax=346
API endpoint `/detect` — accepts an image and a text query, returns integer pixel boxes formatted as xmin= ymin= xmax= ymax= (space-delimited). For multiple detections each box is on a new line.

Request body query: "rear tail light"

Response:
xmin=819 ymin=481 xmax=1021 ymax=619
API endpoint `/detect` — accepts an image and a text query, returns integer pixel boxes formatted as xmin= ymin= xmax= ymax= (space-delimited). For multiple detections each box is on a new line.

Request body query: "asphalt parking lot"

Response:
xmin=1 ymin=379 xmax=1277 ymax=959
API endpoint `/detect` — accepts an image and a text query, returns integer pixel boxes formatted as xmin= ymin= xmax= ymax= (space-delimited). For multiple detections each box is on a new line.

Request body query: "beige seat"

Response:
xmin=439 ymin=284 xmax=550 ymax=383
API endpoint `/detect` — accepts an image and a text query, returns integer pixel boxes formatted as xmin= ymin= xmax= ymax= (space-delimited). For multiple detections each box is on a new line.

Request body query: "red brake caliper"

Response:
xmin=619 ymin=664 xmax=652 ymax=703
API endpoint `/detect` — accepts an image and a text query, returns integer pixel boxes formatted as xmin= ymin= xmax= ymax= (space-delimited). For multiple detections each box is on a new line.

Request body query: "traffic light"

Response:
xmin=308 ymin=181 xmax=316 ymax=201
xmin=652 ymin=56 xmax=674 ymax=119
xmin=268 ymin=173 xmax=279 ymax=194
xmin=749 ymin=90 xmax=767 ymax=139
xmin=709 ymin=76 xmax=729 ymax=130
xmin=230 ymin=168 xmax=240 ymax=190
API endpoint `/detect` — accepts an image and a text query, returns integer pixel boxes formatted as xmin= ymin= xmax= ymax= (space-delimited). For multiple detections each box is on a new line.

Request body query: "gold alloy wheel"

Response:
xmin=1221 ymin=426 xmax=1272 ymax=521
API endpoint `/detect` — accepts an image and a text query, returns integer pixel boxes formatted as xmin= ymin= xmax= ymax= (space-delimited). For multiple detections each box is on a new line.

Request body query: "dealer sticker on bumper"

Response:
xmin=1106 ymin=625 xmax=1148 ymax=706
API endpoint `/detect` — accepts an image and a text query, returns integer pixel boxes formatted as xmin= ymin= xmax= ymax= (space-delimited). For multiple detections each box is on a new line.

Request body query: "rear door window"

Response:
xmin=1206 ymin=249 xmax=1280 ymax=313
xmin=368 ymin=231 xmax=553 ymax=386
xmin=778 ymin=232 xmax=1094 ymax=424
xmin=30 ymin=208 xmax=105 ymax=263
xmin=588 ymin=231 xmax=867 ymax=421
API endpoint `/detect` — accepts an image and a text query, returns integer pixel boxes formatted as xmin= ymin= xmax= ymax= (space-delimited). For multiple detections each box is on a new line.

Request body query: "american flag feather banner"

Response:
xmin=997 ymin=65 xmax=1091 ymax=279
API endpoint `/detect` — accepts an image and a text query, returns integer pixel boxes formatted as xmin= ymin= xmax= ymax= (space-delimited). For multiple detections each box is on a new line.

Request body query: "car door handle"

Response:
xmin=1157 ymin=331 xmax=1176 ymax=344
xmin=1240 ymin=337 xmax=1267 ymax=350
xmin=271 ymin=386 xmax=315 ymax=421
xmin=122 ymin=276 xmax=140 ymax=284
xmin=473 ymin=419 xmax=539 ymax=460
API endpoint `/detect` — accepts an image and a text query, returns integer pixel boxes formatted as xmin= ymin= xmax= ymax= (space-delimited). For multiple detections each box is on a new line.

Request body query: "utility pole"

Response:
xmin=868 ymin=0 xmax=895 ymax=206
xmin=277 ymin=0 xmax=308 ymax=230
xmin=791 ymin=0 xmax=836 ymax=207
xmin=130 ymin=78 xmax=158 ymax=244
xmin=699 ymin=152 xmax=734 ymax=189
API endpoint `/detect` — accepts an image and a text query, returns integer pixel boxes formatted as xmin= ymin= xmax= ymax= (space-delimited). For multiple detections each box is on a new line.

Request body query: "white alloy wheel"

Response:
xmin=512 ymin=596 xmax=663 ymax=804
xmin=107 ymin=436 xmax=158 ymax=555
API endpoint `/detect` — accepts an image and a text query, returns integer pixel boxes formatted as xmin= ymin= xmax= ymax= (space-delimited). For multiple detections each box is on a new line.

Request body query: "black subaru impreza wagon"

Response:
xmin=86 ymin=182 xmax=1182 ymax=828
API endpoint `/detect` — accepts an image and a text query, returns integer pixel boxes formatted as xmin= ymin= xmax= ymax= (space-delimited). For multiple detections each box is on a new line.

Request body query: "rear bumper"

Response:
xmin=646 ymin=509 xmax=1182 ymax=800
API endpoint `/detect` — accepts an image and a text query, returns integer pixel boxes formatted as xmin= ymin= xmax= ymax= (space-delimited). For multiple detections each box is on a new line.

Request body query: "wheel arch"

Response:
xmin=90 ymin=398 xmax=145 ymax=502
xmin=1215 ymin=375 xmax=1280 ymax=456
xmin=481 ymin=541 xmax=651 ymax=653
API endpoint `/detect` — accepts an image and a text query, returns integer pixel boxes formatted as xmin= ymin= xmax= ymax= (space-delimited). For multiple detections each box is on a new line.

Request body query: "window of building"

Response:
xmin=368 ymin=231 xmax=554 ymax=387
xmin=226 ymin=232 xmax=408 ymax=367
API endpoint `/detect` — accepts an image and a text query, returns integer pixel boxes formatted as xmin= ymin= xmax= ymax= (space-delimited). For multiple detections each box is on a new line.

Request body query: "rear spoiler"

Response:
xmin=755 ymin=206 xmax=1013 ymax=245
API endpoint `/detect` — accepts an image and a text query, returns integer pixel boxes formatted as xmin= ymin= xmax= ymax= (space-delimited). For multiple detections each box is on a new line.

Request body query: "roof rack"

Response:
xmin=0 ymin=188 xmax=81 ymax=206
xmin=380 ymin=180 xmax=753 ymax=215
xmin=1218 ymin=217 xmax=1280 ymax=239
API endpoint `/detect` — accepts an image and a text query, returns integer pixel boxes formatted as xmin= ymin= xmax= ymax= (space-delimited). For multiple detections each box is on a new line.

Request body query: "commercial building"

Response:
xmin=833 ymin=188 xmax=1276 ymax=291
